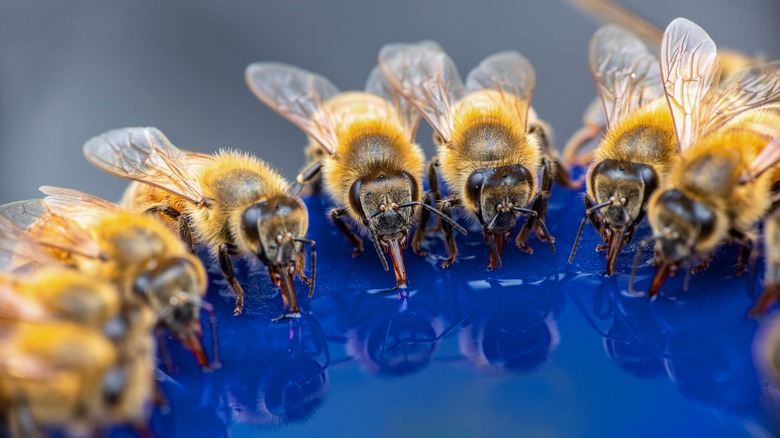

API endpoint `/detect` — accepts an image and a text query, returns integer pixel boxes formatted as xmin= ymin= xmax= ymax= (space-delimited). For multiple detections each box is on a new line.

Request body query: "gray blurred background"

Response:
xmin=1 ymin=0 xmax=779 ymax=204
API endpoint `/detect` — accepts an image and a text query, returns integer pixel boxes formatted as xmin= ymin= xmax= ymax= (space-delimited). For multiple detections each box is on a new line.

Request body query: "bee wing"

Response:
xmin=465 ymin=51 xmax=536 ymax=130
xmin=245 ymin=62 xmax=342 ymax=154
xmin=0 ymin=200 xmax=103 ymax=261
xmin=703 ymin=61 xmax=780 ymax=135
xmin=39 ymin=186 xmax=120 ymax=228
xmin=0 ymin=215 xmax=62 ymax=271
xmin=0 ymin=282 xmax=50 ymax=322
xmin=378 ymin=41 xmax=465 ymax=143
xmin=661 ymin=18 xmax=721 ymax=151
xmin=365 ymin=66 xmax=422 ymax=139
xmin=589 ymin=24 xmax=663 ymax=129
xmin=83 ymin=127 xmax=210 ymax=206
xmin=741 ymin=125 xmax=780 ymax=182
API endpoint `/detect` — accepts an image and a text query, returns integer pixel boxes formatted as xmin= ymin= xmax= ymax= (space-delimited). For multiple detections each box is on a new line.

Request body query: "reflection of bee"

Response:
xmin=566 ymin=25 xmax=675 ymax=275
xmin=246 ymin=60 xmax=465 ymax=290
xmin=379 ymin=42 xmax=569 ymax=269
xmin=83 ymin=128 xmax=316 ymax=319
xmin=564 ymin=0 xmax=763 ymax=167
xmin=751 ymin=208 xmax=780 ymax=315
xmin=644 ymin=18 xmax=780 ymax=296
xmin=0 ymin=187 xmax=213 ymax=367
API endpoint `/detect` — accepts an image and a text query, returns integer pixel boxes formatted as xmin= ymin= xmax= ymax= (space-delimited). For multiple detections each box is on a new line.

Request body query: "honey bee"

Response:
xmin=564 ymin=0 xmax=764 ymax=166
xmin=0 ymin=187 xmax=214 ymax=368
xmin=566 ymin=24 xmax=676 ymax=275
xmin=642 ymin=18 xmax=780 ymax=297
xmin=751 ymin=208 xmax=780 ymax=315
xmin=245 ymin=60 xmax=465 ymax=290
xmin=83 ymin=127 xmax=317 ymax=319
xmin=379 ymin=42 xmax=569 ymax=269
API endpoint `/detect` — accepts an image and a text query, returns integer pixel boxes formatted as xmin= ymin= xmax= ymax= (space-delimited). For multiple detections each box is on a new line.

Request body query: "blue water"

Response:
xmin=126 ymin=183 xmax=778 ymax=437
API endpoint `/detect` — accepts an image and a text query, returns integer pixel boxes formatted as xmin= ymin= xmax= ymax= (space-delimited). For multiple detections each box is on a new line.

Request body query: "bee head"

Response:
xmin=650 ymin=189 xmax=718 ymax=264
xmin=350 ymin=171 xmax=419 ymax=288
xmin=132 ymin=256 xmax=209 ymax=367
xmin=240 ymin=196 xmax=308 ymax=268
xmin=590 ymin=159 xmax=659 ymax=230
xmin=465 ymin=164 xmax=534 ymax=233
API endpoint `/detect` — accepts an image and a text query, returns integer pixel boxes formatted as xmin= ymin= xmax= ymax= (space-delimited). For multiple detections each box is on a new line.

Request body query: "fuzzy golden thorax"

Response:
xmin=441 ymin=94 xmax=541 ymax=229
xmin=323 ymin=119 xmax=425 ymax=226
xmin=586 ymin=99 xmax=677 ymax=230
xmin=187 ymin=150 xmax=291 ymax=252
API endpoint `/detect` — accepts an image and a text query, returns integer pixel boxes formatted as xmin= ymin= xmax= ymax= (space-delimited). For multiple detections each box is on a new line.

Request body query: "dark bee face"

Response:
xmin=132 ymin=257 xmax=208 ymax=366
xmin=591 ymin=159 xmax=659 ymax=230
xmin=350 ymin=172 xmax=419 ymax=288
xmin=241 ymin=196 xmax=308 ymax=268
xmin=652 ymin=189 xmax=716 ymax=264
xmin=464 ymin=164 xmax=534 ymax=234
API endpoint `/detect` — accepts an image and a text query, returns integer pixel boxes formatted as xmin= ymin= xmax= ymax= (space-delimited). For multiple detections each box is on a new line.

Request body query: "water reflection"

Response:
xmin=144 ymin=190 xmax=777 ymax=436
xmin=569 ymin=271 xmax=764 ymax=416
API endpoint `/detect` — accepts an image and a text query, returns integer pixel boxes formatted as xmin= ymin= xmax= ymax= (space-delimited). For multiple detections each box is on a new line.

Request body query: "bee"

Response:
xmin=245 ymin=60 xmax=465 ymax=290
xmin=751 ymin=208 xmax=780 ymax=315
xmin=565 ymin=24 xmax=676 ymax=275
xmin=83 ymin=128 xmax=317 ymax=319
xmin=642 ymin=18 xmax=780 ymax=297
xmin=379 ymin=42 xmax=569 ymax=269
xmin=564 ymin=0 xmax=764 ymax=167
xmin=0 ymin=187 xmax=214 ymax=368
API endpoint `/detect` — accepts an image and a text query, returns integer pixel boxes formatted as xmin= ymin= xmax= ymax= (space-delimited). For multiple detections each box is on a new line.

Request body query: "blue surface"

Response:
xmin=141 ymin=183 xmax=779 ymax=438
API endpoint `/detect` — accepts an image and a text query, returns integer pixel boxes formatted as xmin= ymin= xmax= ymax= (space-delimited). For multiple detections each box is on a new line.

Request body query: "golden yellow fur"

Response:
xmin=587 ymin=99 xmax=677 ymax=194
xmin=441 ymin=92 xmax=541 ymax=213
xmin=649 ymin=106 xmax=780 ymax=253
xmin=323 ymin=113 xmax=425 ymax=223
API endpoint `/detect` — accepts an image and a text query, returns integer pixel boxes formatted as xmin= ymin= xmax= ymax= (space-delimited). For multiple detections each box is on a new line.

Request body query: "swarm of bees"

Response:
xmin=3 ymin=0 xmax=780 ymax=433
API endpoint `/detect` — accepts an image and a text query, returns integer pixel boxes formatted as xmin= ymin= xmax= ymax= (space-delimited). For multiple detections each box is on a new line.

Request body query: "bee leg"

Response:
xmin=729 ymin=229 xmax=754 ymax=275
xmin=530 ymin=122 xmax=578 ymax=189
xmin=156 ymin=328 xmax=176 ymax=373
xmin=691 ymin=256 xmax=712 ymax=275
xmin=584 ymin=195 xmax=609 ymax=243
xmin=331 ymin=208 xmax=363 ymax=257
xmin=411 ymin=192 xmax=433 ymax=257
xmin=749 ymin=284 xmax=780 ymax=316
xmin=293 ymin=161 xmax=323 ymax=195
xmin=516 ymin=158 xmax=554 ymax=252
xmin=295 ymin=250 xmax=312 ymax=286
xmin=427 ymin=159 xmax=444 ymax=232
xmin=145 ymin=205 xmax=195 ymax=252
xmin=218 ymin=243 xmax=244 ymax=316
xmin=440 ymin=199 xmax=460 ymax=268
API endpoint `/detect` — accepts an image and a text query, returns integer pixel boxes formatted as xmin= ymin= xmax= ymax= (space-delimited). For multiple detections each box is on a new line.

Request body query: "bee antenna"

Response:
xmin=512 ymin=207 xmax=555 ymax=254
xmin=485 ymin=213 xmax=499 ymax=232
xmin=370 ymin=230 xmax=389 ymax=272
xmin=396 ymin=201 xmax=467 ymax=235
xmin=568 ymin=199 xmax=613 ymax=264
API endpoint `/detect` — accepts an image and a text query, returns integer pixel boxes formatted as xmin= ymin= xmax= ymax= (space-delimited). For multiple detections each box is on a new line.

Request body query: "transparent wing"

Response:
xmin=246 ymin=62 xmax=341 ymax=154
xmin=0 ymin=215 xmax=61 ymax=271
xmin=589 ymin=24 xmax=663 ymax=129
xmin=661 ymin=18 xmax=721 ymax=151
xmin=703 ymin=60 xmax=780 ymax=135
xmin=379 ymin=41 xmax=465 ymax=143
xmin=83 ymin=127 xmax=209 ymax=206
xmin=0 ymin=200 xmax=103 ymax=261
xmin=39 ymin=186 xmax=119 ymax=229
xmin=465 ymin=51 xmax=536 ymax=130
xmin=365 ymin=66 xmax=422 ymax=139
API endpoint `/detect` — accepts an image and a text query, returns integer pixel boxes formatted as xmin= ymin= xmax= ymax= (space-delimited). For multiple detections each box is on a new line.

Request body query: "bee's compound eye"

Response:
xmin=241 ymin=203 xmax=268 ymax=241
